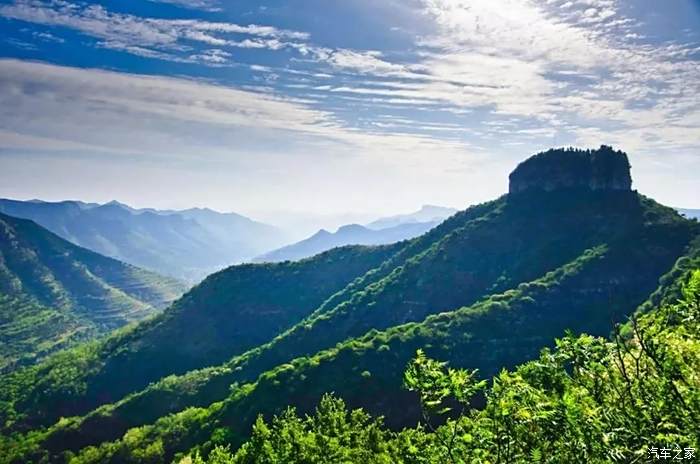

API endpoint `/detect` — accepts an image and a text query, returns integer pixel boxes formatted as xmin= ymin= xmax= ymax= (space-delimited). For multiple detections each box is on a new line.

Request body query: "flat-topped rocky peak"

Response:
xmin=509 ymin=145 xmax=632 ymax=194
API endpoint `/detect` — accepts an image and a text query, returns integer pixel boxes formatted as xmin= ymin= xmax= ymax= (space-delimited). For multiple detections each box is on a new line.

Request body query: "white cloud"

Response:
xmin=300 ymin=0 xmax=700 ymax=159
xmin=0 ymin=0 xmax=309 ymax=61
xmin=319 ymin=49 xmax=408 ymax=75
xmin=188 ymin=48 xmax=231 ymax=64
xmin=227 ymin=38 xmax=290 ymax=50
xmin=32 ymin=30 xmax=64 ymax=42
xmin=0 ymin=59 xmax=471 ymax=157
xmin=147 ymin=0 xmax=222 ymax=12
xmin=96 ymin=41 xmax=191 ymax=63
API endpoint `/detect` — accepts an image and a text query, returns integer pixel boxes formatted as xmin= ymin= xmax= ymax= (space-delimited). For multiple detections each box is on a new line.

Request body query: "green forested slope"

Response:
xmin=197 ymin=267 xmax=700 ymax=464
xmin=21 ymin=233 xmax=695 ymax=464
xmin=0 ymin=199 xmax=502 ymax=434
xmin=0 ymin=296 xmax=90 ymax=371
xmin=25 ymin=189 xmax=696 ymax=454
xmin=0 ymin=213 xmax=186 ymax=371
xmin=0 ymin=243 xmax=401 ymax=431
xmin=224 ymin=190 xmax=685 ymax=389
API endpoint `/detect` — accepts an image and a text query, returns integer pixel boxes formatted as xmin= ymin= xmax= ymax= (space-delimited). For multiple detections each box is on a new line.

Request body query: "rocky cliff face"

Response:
xmin=509 ymin=145 xmax=632 ymax=194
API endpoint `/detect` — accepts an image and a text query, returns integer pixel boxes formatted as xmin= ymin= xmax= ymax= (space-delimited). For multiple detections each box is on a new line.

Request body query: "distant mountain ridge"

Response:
xmin=0 ymin=212 xmax=185 ymax=371
xmin=366 ymin=205 xmax=457 ymax=230
xmin=254 ymin=220 xmax=441 ymax=263
xmin=255 ymin=205 xmax=457 ymax=263
xmin=0 ymin=199 xmax=288 ymax=281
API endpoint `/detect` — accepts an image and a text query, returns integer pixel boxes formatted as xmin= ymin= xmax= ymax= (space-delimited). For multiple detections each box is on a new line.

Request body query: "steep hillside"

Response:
xmin=223 ymin=190 xmax=694 ymax=407
xmin=0 ymin=213 xmax=186 ymax=371
xmin=0 ymin=243 xmax=401 ymax=431
xmin=0 ymin=200 xmax=287 ymax=281
xmin=0 ymin=196 xmax=506 ymax=435
xmin=173 ymin=266 xmax=700 ymax=464
xmin=25 ymin=231 xmax=700 ymax=463
xmin=10 ymin=186 xmax=696 ymax=461
xmin=254 ymin=221 xmax=439 ymax=263
xmin=0 ymin=295 xmax=90 ymax=372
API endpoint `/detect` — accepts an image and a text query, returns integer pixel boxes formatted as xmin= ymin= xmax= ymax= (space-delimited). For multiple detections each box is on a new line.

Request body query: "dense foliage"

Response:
xmin=185 ymin=268 xmax=700 ymax=464
xmin=0 ymin=295 xmax=93 ymax=372
xmin=0 ymin=212 xmax=185 ymax=372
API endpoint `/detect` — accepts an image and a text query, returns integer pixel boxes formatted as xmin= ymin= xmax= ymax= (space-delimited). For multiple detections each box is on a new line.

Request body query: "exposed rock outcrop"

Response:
xmin=509 ymin=145 xmax=632 ymax=194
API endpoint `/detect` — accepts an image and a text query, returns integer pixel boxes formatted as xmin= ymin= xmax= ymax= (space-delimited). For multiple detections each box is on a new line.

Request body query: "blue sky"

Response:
xmin=0 ymin=0 xmax=698 ymax=225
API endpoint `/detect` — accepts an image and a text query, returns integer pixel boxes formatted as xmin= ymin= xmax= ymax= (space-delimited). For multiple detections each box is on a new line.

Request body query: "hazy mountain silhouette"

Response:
xmin=0 ymin=199 xmax=287 ymax=281
xmin=253 ymin=220 xmax=441 ymax=263
xmin=366 ymin=205 xmax=457 ymax=230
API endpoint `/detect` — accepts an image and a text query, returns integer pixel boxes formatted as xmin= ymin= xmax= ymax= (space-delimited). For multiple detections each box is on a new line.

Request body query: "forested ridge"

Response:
xmin=0 ymin=243 xmax=401 ymax=432
xmin=0 ymin=213 xmax=186 ymax=372
xmin=190 ymin=266 xmax=700 ymax=463
xmin=1 ymin=147 xmax=698 ymax=463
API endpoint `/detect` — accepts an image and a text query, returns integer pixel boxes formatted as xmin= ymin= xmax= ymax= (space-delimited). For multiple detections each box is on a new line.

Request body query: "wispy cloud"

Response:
xmin=311 ymin=48 xmax=410 ymax=76
xmin=0 ymin=59 xmax=327 ymax=139
xmin=31 ymin=30 xmax=64 ymax=42
xmin=2 ymin=0 xmax=699 ymax=156
xmin=147 ymin=0 xmax=222 ymax=13
xmin=188 ymin=48 xmax=231 ymax=65
xmin=0 ymin=59 xmax=469 ymax=156
xmin=0 ymin=58 xmax=490 ymax=213
xmin=0 ymin=0 xmax=309 ymax=64
xmin=298 ymin=0 xmax=700 ymax=157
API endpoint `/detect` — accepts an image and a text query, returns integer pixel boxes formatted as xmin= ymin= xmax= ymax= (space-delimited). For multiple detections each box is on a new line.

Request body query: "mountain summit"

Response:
xmin=509 ymin=145 xmax=632 ymax=194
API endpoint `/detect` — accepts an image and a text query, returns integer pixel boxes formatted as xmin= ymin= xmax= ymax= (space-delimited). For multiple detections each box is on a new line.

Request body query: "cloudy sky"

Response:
xmin=0 ymin=0 xmax=699 ymax=223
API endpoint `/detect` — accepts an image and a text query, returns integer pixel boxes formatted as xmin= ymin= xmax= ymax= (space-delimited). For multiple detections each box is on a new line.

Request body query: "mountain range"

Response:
xmin=253 ymin=208 xmax=454 ymax=263
xmin=0 ymin=200 xmax=288 ymax=282
xmin=0 ymin=212 xmax=186 ymax=372
xmin=1 ymin=146 xmax=698 ymax=463
xmin=365 ymin=205 xmax=457 ymax=229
